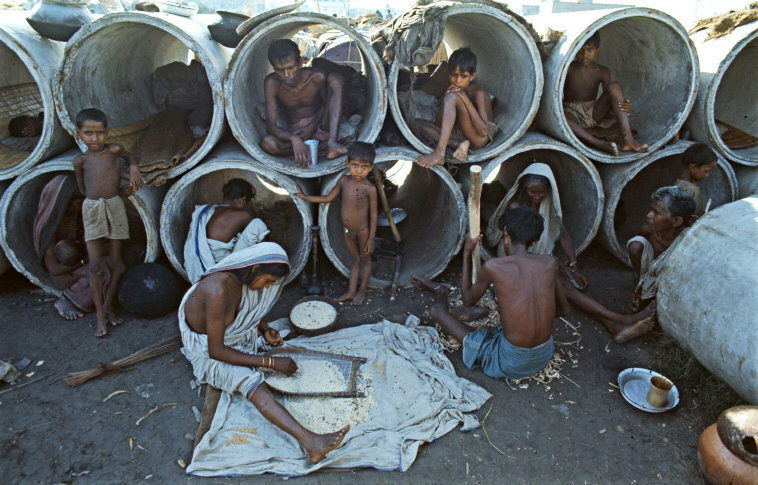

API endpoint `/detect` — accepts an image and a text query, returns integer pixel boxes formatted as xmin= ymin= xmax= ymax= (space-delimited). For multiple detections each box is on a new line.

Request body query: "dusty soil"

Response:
xmin=0 ymin=244 xmax=716 ymax=483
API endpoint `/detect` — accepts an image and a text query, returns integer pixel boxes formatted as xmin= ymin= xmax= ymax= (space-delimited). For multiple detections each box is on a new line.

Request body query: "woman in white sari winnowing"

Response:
xmin=178 ymin=242 xmax=349 ymax=463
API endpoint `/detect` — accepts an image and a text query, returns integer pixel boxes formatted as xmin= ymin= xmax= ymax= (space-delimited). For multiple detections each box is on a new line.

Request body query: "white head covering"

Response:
xmin=485 ymin=163 xmax=563 ymax=255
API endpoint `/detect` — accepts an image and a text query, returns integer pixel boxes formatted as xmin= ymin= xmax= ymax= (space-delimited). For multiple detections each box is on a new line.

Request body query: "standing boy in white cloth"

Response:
xmin=179 ymin=242 xmax=348 ymax=463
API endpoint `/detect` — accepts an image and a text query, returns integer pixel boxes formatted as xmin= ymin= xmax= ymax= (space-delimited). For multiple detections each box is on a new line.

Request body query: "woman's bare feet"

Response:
xmin=326 ymin=141 xmax=347 ymax=160
xmin=336 ymin=291 xmax=355 ymax=303
xmin=54 ymin=297 xmax=83 ymax=321
xmin=614 ymin=315 xmax=655 ymax=344
xmin=452 ymin=140 xmax=470 ymax=161
xmin=619 ymin=139 xmax=648 ymax=153
xmin=305 ymin=425 xmax=350 ymax=463
xmin=415 ymin=151 xmax=445 ymax=168
xmin=94 ymin=315 xmax=108 ymax=338
xmin=351 ymin=290 xmax=366 ymax=306
xmin=106 ymin=310 xmax=124 ymax=326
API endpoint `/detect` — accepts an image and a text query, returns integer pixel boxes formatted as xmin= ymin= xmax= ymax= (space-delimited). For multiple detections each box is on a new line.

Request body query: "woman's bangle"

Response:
xmin=568 ymin=260 xmax=578 ymax=269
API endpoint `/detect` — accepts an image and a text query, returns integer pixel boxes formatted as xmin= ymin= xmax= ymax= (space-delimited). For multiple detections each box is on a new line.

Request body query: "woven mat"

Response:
xmin=0 ymin=83 xmax=42 ymax=122
xmin=0 ymin=143 xmax=29 ymax=169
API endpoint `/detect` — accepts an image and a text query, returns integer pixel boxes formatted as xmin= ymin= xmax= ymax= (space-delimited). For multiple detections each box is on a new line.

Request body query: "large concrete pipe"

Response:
xmin=53 ymin=12 xmax=230 ymax=180
xmin=0 ymin=12 xmax=71 ymax=180
xmin=160 ymin=144 xmax=311 ymax=286
xmin=732 ymin=164 xmax=758 ymax=198
xmin=657 ymin=197 xmax=758 ymax=403
xmin=225 ymin=13 xmax=386 ymax=178
xmin=0 ymin=181 xmax=9 ymax=275
xmin=318 ymin=146 xmax=466 ymax=288
xmin=597 ymin=140 xmax=737 ymax=265
xmin=532 ymin=8 xmax=698 ymax=163
xmin=0 ymin=152 xmax=164 ymax=296
xmin=686 ymin=24 xmax=758 ymax=167
xmin=387 ymin=4 xmax=543 ymax=163
xmin=470 ymin=132 xmax=603 ymax=260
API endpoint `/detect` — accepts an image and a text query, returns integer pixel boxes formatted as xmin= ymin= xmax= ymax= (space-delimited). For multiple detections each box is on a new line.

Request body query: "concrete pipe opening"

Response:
xmin=225 ymin=13 xmax=386 ymax=178
xmin=0 ymin=13 xmax=71 ymax=180
xmin=534 ymin=8 xmax=697 ymax=163
xmin=0 ymin=153 xmax=163 ymax=295
xmin=54 ymin=12 xmax=230 ymax=181
xmin=160 ymin=144 xmax=311 ymax=285
xmin=388 ymin=4 xmax=542 ymax=163
xmin=687 ymin=25 xmax=758 ymax=166
xmin=319 ymin=147 xmax=466 ymax=288
xmin=474 ymin=133 xmax=603 ymax=260
xmin=732 ymin=164 xmax=758 ymax=198
xmin=597 ymin=141 xmax=737 ymax=265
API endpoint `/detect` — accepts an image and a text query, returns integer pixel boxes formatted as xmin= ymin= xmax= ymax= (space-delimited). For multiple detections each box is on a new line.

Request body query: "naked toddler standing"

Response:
xmin=73 ymin=108 xmax=144 ymax=337
xmin=295 ymin=142 xmax=377 ymax=305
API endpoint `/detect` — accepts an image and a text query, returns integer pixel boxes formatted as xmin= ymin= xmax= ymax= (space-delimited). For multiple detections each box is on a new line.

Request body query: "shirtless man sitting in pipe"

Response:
xmin=563 ymin=32 xmax=647 ymax=155
xmin=260 ymin=39 xmax=347 ymax=168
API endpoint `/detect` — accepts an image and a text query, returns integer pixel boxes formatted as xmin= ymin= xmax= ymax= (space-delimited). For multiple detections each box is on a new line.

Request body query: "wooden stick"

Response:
xmin=194 ymin=386 xmax=222 ymax=449
xmin=372 ymin=167 xmax=402 ymax=243
xmin=469 ymin=165 xmax=482 ymax=284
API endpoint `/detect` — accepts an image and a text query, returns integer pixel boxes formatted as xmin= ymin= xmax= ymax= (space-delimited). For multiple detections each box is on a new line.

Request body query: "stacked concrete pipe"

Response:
xmin=387 ymin=3 xmax=543 ymax=163
xmin=160 ymin=144 xmax=312 ymax=286
xmin=732 ymin=164 xmax=758 ymax=198
xmin=466 ymin=132 xmax=603 ymax=260
xmin=657 ymin=197 xmax=758 ymax=403
xmin=532 ymin=8 xmax=698 ymax=163
xmin=686 ymin=24 xmax=758 ymax=167
xmin=318 ymin=147 xmax=466 ymax=288
xmin=597 ymin=140 xmax=737 ymax=265
xmin=0 ymin=12 xmax=71 ymax=180
xmin=53 ymin=12 xmax=230 ymax=179
xmin=0 ymin=152 xmax=164 ymax=295
xmin=225 ymin=13 xmax=386 ymax=178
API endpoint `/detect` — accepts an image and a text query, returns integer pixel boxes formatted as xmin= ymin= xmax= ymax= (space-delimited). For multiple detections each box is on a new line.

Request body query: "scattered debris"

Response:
xmin=35 ymin=360 xmax=44 ymax=367
xmin=599 ymin=429 xmax=606 ymax=434
xmin=0 ymin=373 xmax=51 ymax=396
xmin=177 ymin=459 xmax=186 ymax=469
xmin=13 ymin=358 xmax=31 ymax=370
xmin=103 ymin=390 xmax=128 ymax=402
xmin=135 ymin=384 xmax=154 ymax=399
xmin=0 ymin=360 xmax=20 ymax=384
xmin=25 ymin=372 xmax=34 ymax=378
xmin=129 ymin=438 xmax=134 ymax=451
xmin=135 ymin=403 xmax=178 ymax=426
xmin=191 ymin=406 xmax=202 ymax=423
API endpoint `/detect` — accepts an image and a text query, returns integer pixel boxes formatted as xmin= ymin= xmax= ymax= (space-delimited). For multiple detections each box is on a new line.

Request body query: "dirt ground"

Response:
xmin=0 ymin=243 xmax=718 ymax=484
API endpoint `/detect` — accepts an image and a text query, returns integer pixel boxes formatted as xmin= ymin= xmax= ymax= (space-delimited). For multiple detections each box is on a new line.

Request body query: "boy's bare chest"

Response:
xmin=277 ymin=82 xmax=322 ymax=107
xmin=342 ymin=182 xmax=370 ymax=205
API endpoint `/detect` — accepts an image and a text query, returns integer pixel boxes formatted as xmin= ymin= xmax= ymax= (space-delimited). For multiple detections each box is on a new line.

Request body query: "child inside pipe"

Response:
xmin=73 ymin=108 xmax=144 ymax=337
xmin=294 ymin=142 xmax=377 ymax=305
xmin=413 ymin=207 xmax=564 ymax=379
xmin=260 ymin=39 xmax=349 ymax=167
xmin=183 ymin=178 xmax=270 ymax=284
xmin=563 ymin=32 xmax=648 ymax=155
xmin=2 ymin=113 xmax=43 ymax=152
xmin=414 ymin=47 xmax=498 ymax=167
xmin=675 ymin=143 xmax=718 ymax=217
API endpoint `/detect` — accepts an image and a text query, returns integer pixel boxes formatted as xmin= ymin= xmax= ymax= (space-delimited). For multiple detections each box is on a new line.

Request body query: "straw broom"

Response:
xmin=65 ymin=336 xmax=182 ymax=387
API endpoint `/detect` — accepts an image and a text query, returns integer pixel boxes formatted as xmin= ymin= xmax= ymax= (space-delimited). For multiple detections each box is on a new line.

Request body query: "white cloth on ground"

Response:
xmin=183 ymin=204 xmax=270 ymax=284
xmin=187 ymin=319 xmax=492 ymax=477
xmin=626 ymin=234 xmax=683 ymax=300
xmin=485 ymin=163 xmax=563 ymax=256
xmin=178 ymin=243 xmax=290 ymax=398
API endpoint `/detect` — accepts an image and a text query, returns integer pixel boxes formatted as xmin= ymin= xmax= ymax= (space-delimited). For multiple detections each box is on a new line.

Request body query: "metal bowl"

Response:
xmin=288 ymin=295 xmax=339 ymax=337
xmin=617 ymin=367 xmax=680 ymax=413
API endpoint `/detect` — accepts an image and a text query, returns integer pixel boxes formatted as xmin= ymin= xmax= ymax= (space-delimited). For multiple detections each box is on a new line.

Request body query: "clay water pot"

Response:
xmin=698 ymin=406 xmax=758 ymax=484
xmin=26 ymin=0 xmax=93 ymax=42
xmin=207 ymin=11 xmax=249 ymax=48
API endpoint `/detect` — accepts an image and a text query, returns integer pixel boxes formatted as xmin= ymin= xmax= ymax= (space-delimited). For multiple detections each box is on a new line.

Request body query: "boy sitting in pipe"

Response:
xmin=415 ymin=47 xmax=498 ymax=167
xmin=563 ymin=32 xmax=647 ymax=155
xmin=73 ymin=108 xmax=144 ymax=337
xmin=183 ymin=178 xmax=270 ymax=284
xmin=674 ymin=143 xmax=718 ymax=217
xmin=294 ymin=142 xmax=377 ymax=305
xmin=414 ymin=207 xmax=565 ymax=379
xmin=260 ymin=39 xmax=348 ymax=168
xmin=627 ymin=185 xmax=696 ymax=312
xmin=2 ymin=113 xmax=43 ymax=152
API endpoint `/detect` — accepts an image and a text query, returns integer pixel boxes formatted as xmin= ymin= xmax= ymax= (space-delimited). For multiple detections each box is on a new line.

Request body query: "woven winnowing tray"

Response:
xmin=264 ymin=347 xmax=367 ymax=398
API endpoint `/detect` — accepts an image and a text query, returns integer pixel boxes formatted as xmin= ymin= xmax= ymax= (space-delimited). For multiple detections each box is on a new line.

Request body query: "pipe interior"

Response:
xmin=398 ymin=12 xmax=537 ymax=154
xmin=324 ymin=160 xmax=460 ymax=286
xmin=164 ymin=168 xmax=304 ymax=273
xmin=613 ymin=155 xmax=732 ymax=248
xmin=61 ymin=22 xmax=211 ymax=149
xmin=228 ymin=21 xmax=379 ymax=169
xmin=715 ymin=36 xmax=758 ymax=160
xmin=481 ymin=149 xmax=598 ymax=258
xmin=7 ymin=171 xmax=146 ymax=291
xmin=0 ymin=41 xmax=42 ymax=165
xmin=565 ymin=17 xmax=693 ymax=148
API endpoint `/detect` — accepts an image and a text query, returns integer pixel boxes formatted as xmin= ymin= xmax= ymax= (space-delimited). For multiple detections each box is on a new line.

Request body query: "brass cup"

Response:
xmin=646 ymin=375 xmax=673 ymax=407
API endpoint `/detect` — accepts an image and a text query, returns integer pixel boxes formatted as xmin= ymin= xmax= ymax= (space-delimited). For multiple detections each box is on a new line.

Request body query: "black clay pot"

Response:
xmin=207 ymin=10 xmax=249 ymax=48
xmin=26 ymin=0 xmax=93 ymax=42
